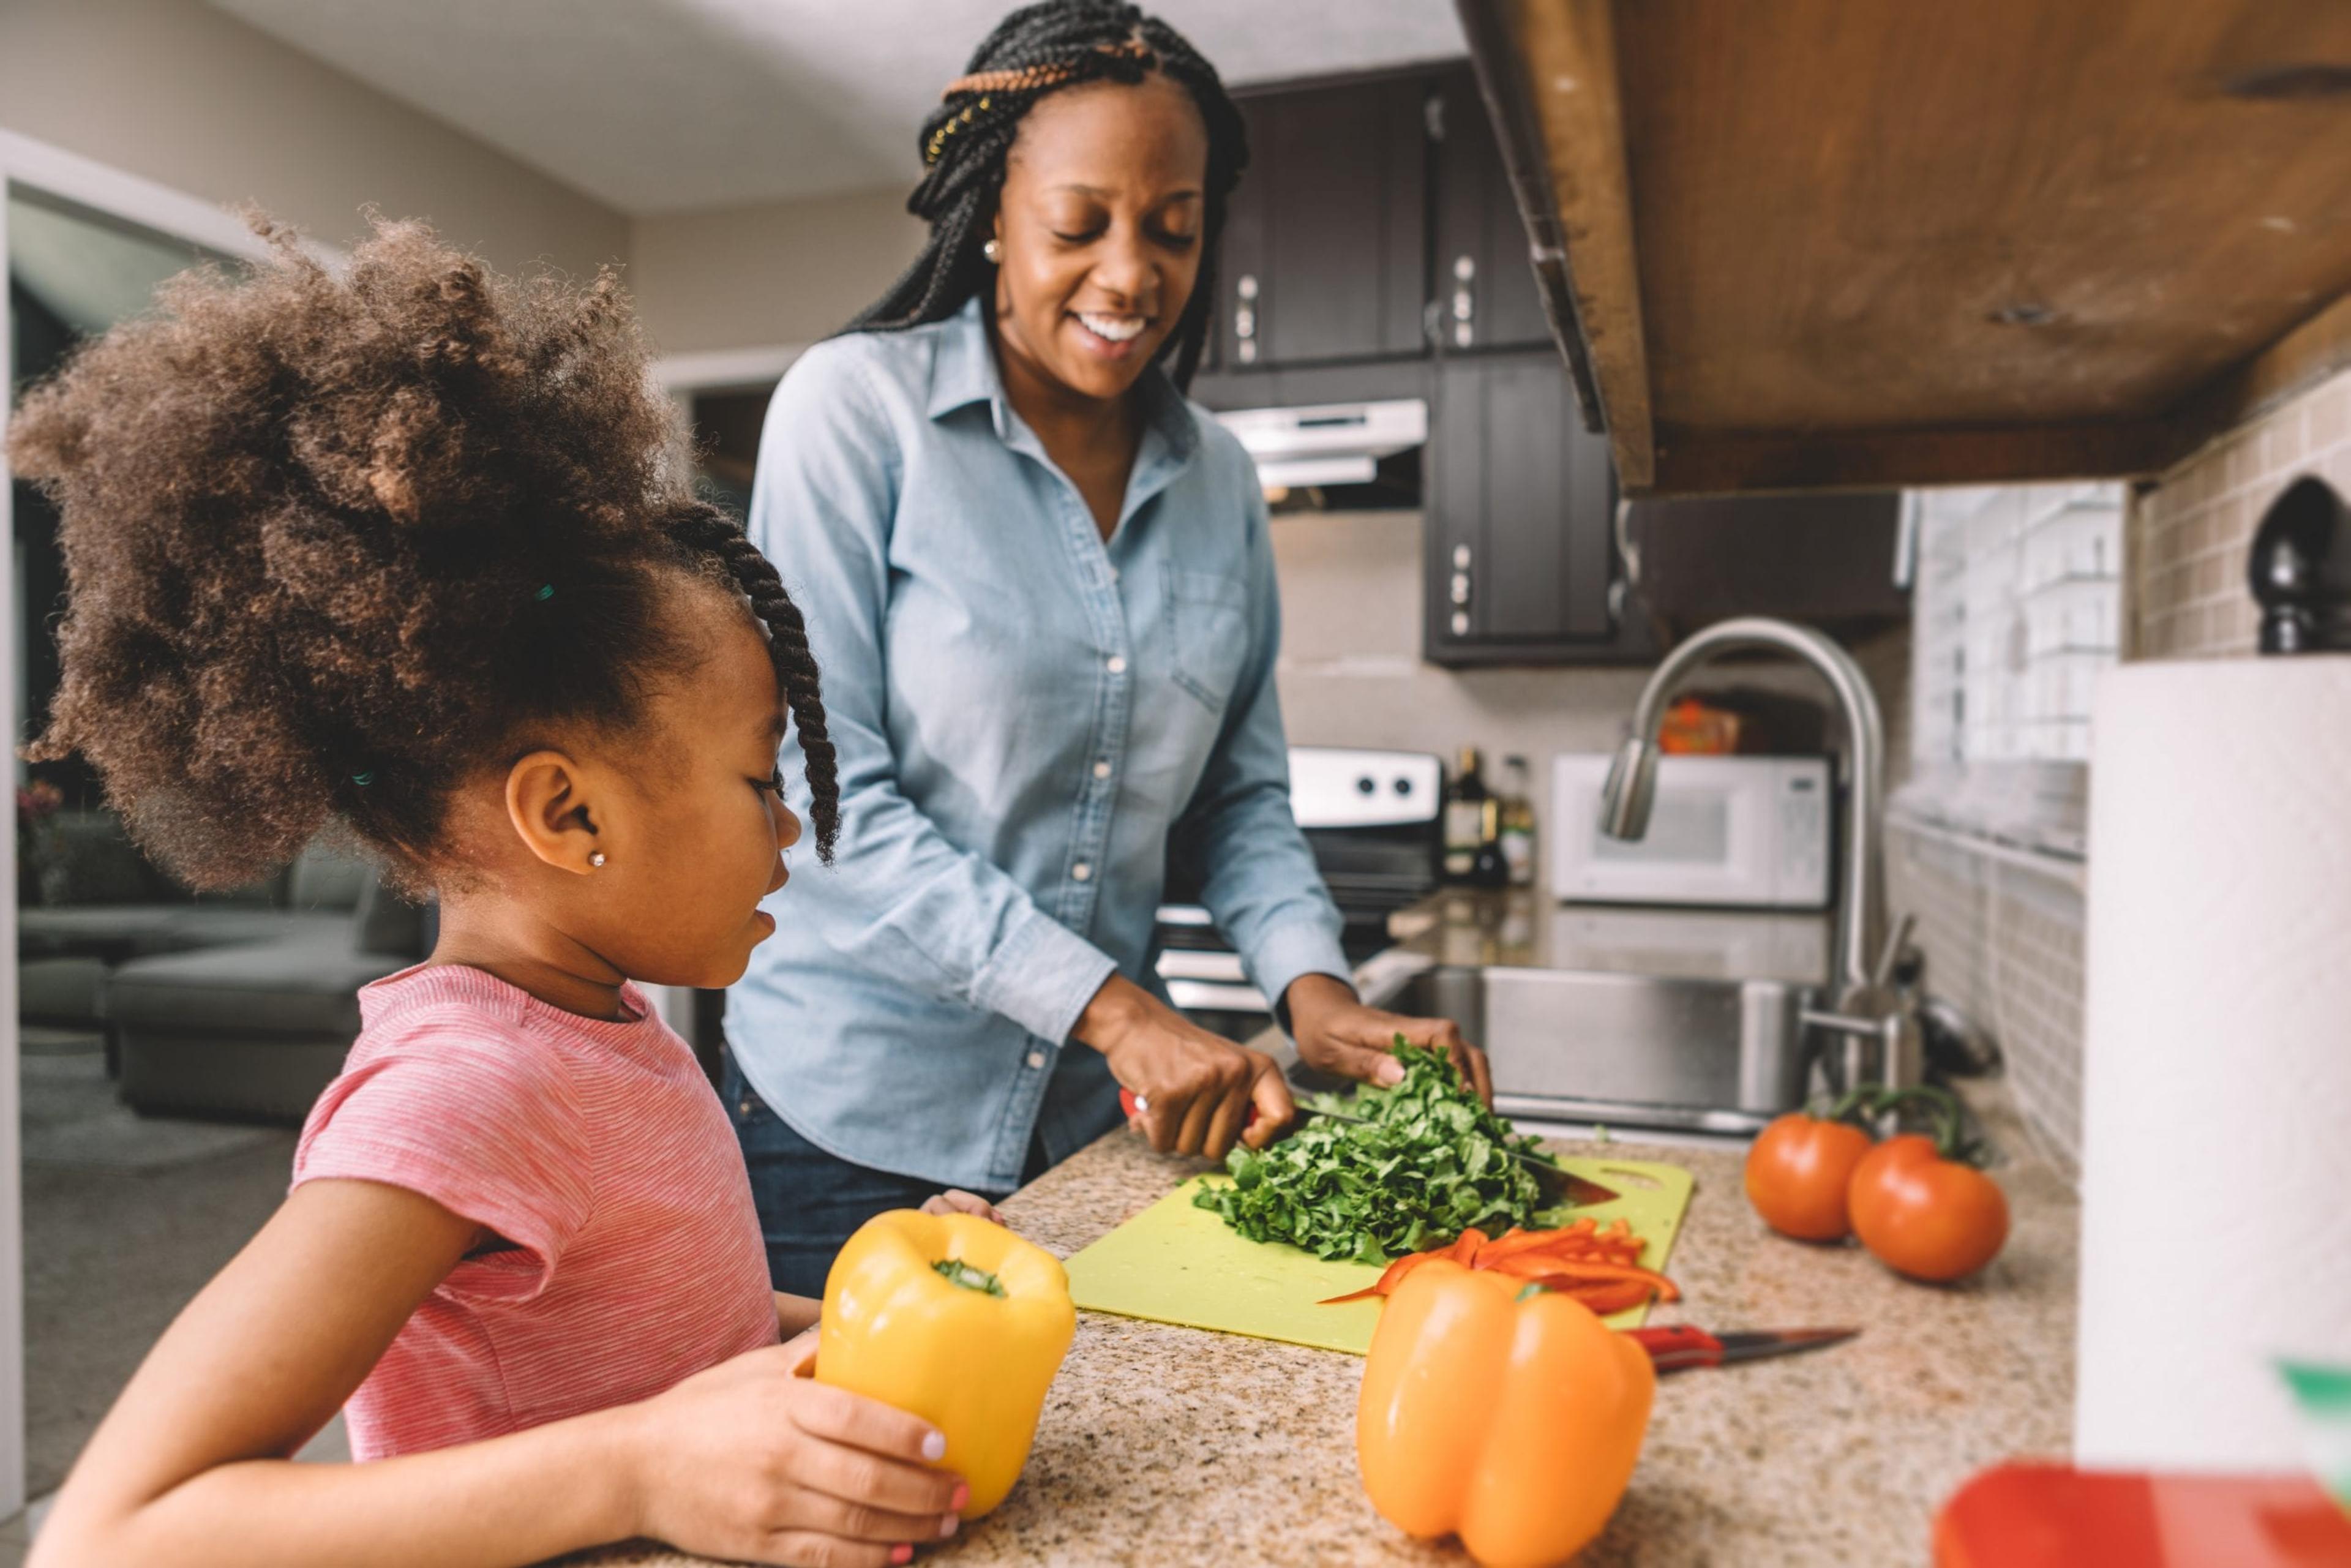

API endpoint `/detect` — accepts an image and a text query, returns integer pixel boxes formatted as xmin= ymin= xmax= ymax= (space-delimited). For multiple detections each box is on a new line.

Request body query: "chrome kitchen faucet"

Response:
xmin=1599 ymin=616 xmax=1921 ymax=1093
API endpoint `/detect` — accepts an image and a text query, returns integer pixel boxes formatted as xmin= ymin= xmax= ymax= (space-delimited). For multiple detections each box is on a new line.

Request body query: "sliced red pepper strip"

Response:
xmin=1477 ymin=1222 xmax=1596 ymax=1264
xmin=1487 ymin=1256 xmax=1681 ymax=1302
xmin=1318 ymin=1249 xmax=1439 ymax=1305
xmin=1558 ymin=1281 xmax=1654 ymax=1316
xmin=1320 ymin=1221 xmax=1679 ymax=1310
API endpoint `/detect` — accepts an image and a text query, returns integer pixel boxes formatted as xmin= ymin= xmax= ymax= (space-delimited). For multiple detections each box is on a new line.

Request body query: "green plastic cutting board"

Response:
xmin=1064 ymin=1157 xmax=1695 ymax=1356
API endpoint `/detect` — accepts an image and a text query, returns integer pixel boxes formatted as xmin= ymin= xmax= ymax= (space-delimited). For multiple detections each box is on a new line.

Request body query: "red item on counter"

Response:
xmin=1935 ymin=1463 xmax=2351 ymax=1567
xmin=1657 ymin=697 xmax=1742 ymax=755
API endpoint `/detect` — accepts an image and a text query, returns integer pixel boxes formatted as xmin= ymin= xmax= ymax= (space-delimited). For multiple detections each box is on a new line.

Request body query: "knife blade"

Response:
xmin=1625 ymin=1324 xmax=1859 ymax=1373
xmin=1119 ymin=1089 xmax=1621 ymax=1207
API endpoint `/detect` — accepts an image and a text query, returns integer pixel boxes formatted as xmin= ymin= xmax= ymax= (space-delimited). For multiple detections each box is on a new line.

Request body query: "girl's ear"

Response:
xmin=503 ymin=749 xmax=604 ymax=874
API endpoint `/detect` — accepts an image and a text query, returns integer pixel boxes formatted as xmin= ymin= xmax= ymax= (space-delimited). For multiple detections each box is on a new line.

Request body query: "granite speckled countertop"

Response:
xmin=567 ymin=1082 xmax=2077 ymax=1567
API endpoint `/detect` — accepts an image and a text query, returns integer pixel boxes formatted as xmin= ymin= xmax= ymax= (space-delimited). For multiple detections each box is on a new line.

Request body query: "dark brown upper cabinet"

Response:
xmin=1425 ymin=350 xmax=1652 ymax=666
xmin=1430 ymin=66 xmax=1550 ymax=356
xmin=1218 ymin=78 xmax=1428 ymax=372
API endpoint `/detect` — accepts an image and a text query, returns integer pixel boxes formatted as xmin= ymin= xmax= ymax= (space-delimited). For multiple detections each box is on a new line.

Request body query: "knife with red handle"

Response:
xmin=1626 ymin=1324 xmax=1859 ymax=1372
xmin=1118 ymin=1088 xmax=1620 ymax=1207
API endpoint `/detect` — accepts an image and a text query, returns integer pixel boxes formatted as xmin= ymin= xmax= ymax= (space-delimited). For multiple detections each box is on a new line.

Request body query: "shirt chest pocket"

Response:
xmin=1165 ymin=568 xmax=1252 ymax=713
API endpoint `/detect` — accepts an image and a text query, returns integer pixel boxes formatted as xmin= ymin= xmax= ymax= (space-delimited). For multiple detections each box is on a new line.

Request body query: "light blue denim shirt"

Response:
xmin=727 ymin=297 xmax=1348 ymax=1193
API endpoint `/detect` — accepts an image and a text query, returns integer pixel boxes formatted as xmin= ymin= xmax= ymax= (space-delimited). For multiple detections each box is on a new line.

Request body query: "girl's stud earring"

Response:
xmin=982 ymin=238 xmax=1003 ymax=264
xmin=588 ymin=851 xmax=607 ymax=869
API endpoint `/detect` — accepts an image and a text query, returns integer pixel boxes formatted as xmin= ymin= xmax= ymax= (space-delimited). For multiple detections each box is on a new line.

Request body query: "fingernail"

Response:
xmin=921 ymin=1431 xmax=947 ymax=1462
xmin=891 ymin=1547 xmax=913 ymax=1565
xmin=940 ymin=1514 xmax=961 ymax=1537
xmin=950 ymin=1482 xmax=970 ymax=1511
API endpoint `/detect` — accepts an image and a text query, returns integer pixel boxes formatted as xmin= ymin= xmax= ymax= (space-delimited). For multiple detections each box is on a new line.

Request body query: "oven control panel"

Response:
xmin=1288 ymin=747 xmax=1443 ymax=830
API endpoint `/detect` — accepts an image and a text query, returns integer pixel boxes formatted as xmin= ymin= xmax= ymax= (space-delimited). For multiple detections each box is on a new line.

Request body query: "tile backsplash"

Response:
xmin=2133 ymin=369 xmax=2351 ymax=659
xmin=1893 ymin=364 xmax=2351 ymax=1182
xmin=1888 ymin=830 xmax=2087 ymax=1180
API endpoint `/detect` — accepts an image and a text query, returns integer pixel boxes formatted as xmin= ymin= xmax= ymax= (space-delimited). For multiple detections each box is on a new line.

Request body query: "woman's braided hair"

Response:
xmin=847 ymin=0 xmax=1248 ymax=389
xmin=7 ymin=216 xmax=838 ymax=893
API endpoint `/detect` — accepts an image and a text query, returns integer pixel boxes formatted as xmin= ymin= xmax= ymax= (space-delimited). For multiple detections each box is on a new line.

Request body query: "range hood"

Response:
xmin=1212 ymin=398 xmax=1427 ymax=491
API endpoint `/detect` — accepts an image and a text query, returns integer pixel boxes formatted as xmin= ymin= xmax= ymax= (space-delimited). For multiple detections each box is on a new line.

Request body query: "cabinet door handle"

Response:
xmin=1234 ymin=274 xmax=1259 ymax=364
xmin=1450 ymin=254 xmax=1475 ymax=348
xmin=1449 ymin=544 xmax=1472 ymax=636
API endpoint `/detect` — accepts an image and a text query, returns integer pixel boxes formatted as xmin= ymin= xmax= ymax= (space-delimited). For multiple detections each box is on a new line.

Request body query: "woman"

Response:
xmin=730 ymin=0 xmax=1489 ymax=1295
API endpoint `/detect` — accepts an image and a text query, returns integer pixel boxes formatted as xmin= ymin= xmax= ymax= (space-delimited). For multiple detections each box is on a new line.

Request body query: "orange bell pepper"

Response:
xmin=1356 ymin=1261 xmax=1654 ymax=1567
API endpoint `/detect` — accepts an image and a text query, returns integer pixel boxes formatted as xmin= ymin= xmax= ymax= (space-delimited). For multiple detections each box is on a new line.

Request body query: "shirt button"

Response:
xmin=1106 ymin=655 xmax=1128 ymax=675
xmin=1093 ymin=760 xmax=1112 ymax=780
xmin=1026 ymin=1050 xmax=1047 ymax=1070
xmin=1071 ymin=862 xmax=1092 ymax=882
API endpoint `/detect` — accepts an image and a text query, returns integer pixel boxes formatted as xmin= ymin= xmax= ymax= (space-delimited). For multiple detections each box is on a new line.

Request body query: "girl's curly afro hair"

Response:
xmin=7 ymin=216 xmax=838 ymax=893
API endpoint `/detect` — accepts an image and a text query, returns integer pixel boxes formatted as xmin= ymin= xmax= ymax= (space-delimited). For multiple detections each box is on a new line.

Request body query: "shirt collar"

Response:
xmin=925 ymin=294 xmax=1198 ymax=468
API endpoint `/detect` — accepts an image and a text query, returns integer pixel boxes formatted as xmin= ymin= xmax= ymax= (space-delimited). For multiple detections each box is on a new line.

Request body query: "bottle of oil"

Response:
xmin=1444 ymin=746 xmax=1491 ymax=882
xmin=1499 ymin=755 xmax=1537 ymax=889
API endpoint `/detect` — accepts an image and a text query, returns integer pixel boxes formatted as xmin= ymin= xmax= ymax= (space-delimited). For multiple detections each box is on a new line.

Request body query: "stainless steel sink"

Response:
xmin=1365 ymin=963 xmax=1819 ymax=1136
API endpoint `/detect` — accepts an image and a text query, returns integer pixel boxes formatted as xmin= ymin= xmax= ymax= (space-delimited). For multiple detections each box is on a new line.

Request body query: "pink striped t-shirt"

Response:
xmin=293 ymin=964 xmax=779 ymax=1461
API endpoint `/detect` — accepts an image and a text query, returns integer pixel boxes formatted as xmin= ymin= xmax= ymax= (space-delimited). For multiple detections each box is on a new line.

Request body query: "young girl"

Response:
xmin=15 ymin=219 xmax=989 ymax=1568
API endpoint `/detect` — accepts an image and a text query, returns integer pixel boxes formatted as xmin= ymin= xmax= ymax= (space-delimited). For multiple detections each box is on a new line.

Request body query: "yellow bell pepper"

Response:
xmin=816 ymin=1210 xmax=1076 ymax=1517
xmin=1357 ymin=1259 xmax=1654 ymax=1567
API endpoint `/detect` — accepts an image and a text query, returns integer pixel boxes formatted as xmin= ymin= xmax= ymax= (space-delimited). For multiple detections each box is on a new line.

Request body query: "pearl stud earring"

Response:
xmin=982 ymin=238 xmax=1003 ymax=264
xmin=588 ymin=851 xmax=607 ymax=869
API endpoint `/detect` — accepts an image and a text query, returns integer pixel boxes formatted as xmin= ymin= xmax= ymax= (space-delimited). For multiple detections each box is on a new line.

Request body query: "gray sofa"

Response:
xmin=19 ymin=809 xmax=429 ymax=1121
xmin=105 ymin=879 xmax=429 ymax=1121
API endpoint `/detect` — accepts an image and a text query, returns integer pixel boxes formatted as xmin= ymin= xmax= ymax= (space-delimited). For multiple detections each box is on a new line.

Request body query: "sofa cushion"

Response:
xmin=18 ymin=906 xmax=348 ymax=963
xmin=18 ymin=955 xmax=110 ymax=1026
xmin=164 ymin=908 xmax=350 ymax=951
xmin=104 ymin=934 xmax=405 ymax=1040
xmin=18 ymin=905 xmax=199 ymax=962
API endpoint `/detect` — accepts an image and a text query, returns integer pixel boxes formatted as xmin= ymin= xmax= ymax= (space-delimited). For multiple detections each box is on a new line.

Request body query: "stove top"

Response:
xmin=1154 ymin=747 xmax=1442 ymax=1022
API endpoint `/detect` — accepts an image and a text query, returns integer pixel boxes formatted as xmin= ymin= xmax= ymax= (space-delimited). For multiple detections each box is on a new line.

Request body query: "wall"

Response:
xmin=1269 ymin=509 xmax=1910 ymax=889
xmin=0 ymin=0 xmax=628 ymax=276
xmin=1888 ymin=363 xmax=2351 ymax=1183
xmin=628 ymin=189 xmax=925 ymax=358
xmin=2133 ymin=369 xmax=2351 ymax=660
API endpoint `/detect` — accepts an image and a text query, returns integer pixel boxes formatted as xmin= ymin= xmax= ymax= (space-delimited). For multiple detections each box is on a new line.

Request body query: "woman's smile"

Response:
xmin=1071 ymin=309 xmax=1152 ymax=358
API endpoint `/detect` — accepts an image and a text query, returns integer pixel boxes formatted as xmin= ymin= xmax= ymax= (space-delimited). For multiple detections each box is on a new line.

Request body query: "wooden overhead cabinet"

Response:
xmin=1455 ymin=0 xmax=2351 ymax=494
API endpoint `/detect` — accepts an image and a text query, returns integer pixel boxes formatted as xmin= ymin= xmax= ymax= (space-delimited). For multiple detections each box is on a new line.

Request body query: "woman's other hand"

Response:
xmin=920 ymin=1190 xmax=1005 ymax=1225
xmin=1283 ymin=973 xmax=1494 ymax=1106
xmin=1075 ymin=974 xmax=1294 ymax=1160
xmin=624 ymin=1332 xmax=965 ymax=1567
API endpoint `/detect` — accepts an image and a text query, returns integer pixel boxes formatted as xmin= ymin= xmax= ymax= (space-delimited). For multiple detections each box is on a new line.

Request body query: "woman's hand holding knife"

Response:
xmin=1075 ymin=972 xmax=1494 ymax=1162
xmin=1074 ymin=974 xmax=1293 ymax=1160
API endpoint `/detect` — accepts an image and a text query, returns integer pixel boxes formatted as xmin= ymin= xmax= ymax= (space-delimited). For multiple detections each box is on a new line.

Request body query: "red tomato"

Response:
xmin=1848 ymin=1133 xmax=2010 ymax=1282
xmin=1744 ymin=1112 xmax=1874 ymax=1241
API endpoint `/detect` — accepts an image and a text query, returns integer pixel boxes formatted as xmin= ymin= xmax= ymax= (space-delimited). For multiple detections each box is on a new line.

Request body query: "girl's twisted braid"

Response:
xmin=665 ymin=503 xmax=842 ymax=862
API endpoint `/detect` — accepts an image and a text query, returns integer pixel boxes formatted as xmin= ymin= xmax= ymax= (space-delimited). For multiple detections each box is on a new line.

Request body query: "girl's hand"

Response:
xmin=624 ymin=1333 xmax=965 ymax=1567
xmin=1076 ymin=973 xmax=1294 ymax=1160
xmin=1284 ymin=973 xmax=1494 ymax=1105
xmin=920 ymin=1190 xmax=1005 ymax=1225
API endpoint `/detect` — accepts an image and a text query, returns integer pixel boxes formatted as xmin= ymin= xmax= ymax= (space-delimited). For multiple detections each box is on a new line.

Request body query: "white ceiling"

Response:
xmin=206 ymin=0 xmax=1468 ymax=216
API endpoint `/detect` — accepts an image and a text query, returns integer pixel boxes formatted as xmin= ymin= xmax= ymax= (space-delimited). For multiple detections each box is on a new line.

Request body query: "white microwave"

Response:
xmin=1550 ymin=754 xmax=1832 ymax=909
